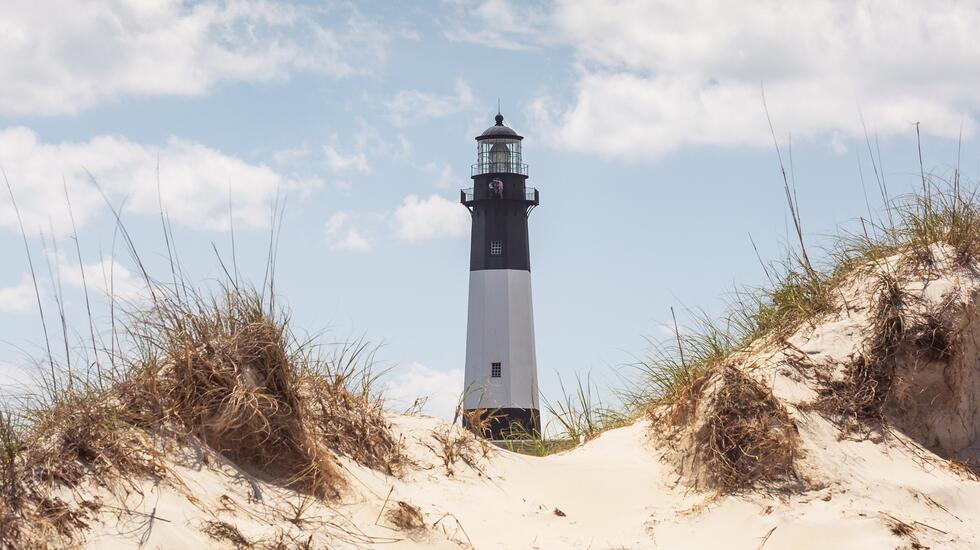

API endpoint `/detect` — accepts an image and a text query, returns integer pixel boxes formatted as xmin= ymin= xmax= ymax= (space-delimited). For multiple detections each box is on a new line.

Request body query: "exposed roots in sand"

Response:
xmin=655 ymin=364 xmax=801 ymax=493
xmin=803 ymin=263 xmax=980 ymax=481
xmin=811 ymin=272 xmax=959 ymax=437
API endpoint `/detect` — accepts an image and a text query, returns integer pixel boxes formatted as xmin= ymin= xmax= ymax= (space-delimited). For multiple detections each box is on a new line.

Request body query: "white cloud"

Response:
xmin=324 ymin=211 xmax=372 ymax=251
xmin=531 ymin=0 xmax=980 ymax=158
xmin=272 ymin=145 xmax=311 ymax=167
xmin=416 ymin=161 xmax=458 ymax=189
xmin=443 ymin=0 xmax=550 ymax=51
xmin=0 ymin=127 xmax=318 ymax=236
xmin=394 ymin=194 xmax=470 ymax=241
xmin=0 ymin=0 xmax=388 ymax=116
xmin=385 ymin=79 xmax=476 ymax=126
xmin=323 ymin=144 xmax=371 ymax=174
xmin=22 ymin=250 xmax=149 ymax=307
xmin=384 ymin=363 xmax=464 ymax=420
xmin=0 ymin=254 xmax=145 ymax=319
xmin=60 ymin=256 xmax=147 ymax=303
xmin=0 ymin=357 xmax=38 ymax=392
xmin=432 ymin=164 xmax=457 ymax=189
xmin=0 ymin=275 xmax=35 ymax=313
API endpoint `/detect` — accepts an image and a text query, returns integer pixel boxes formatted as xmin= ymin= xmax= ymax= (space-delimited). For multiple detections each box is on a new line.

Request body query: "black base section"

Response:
xmin=462 ymin=407 xmax=541 ymax=440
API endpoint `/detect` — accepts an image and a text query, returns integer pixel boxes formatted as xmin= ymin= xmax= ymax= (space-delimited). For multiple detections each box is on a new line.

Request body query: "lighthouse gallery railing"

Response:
xmin=461 ymin=187 xmax=538 ymax=204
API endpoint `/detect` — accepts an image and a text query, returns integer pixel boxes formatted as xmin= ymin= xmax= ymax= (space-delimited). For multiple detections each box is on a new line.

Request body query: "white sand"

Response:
xmin=76 ymin=407 xmax=980 ymax=549
xmin=76 ymin=247 xmax=980 ymax=548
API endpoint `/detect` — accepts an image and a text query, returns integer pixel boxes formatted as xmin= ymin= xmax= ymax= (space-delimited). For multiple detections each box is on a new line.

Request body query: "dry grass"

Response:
xmin=253 ymin=531 xmax=315 ymax=550
xmin=947 ymin=459 xmax=980 ymax=481
xmin=201 ymin=519 xmax=251 ymax=548
xmin=424 ymin=429 xmax=488 ymax=477
xmin=423 ymin=399 xmax=491 ymax=476
xmin=385 ymin=500 xmax=425 ymax=532
xmin=302 ymin=355 xmax=408 ymax=476
xmin=0 ymin=174 xmax=410 ymax=546
xmin=811 ymin=272 xmax=909 ymax=430
xmin=26 ymin=388 xmax=163 ymax=489
xmin=882 ymin=513 xmax=926 ymax=550
xmin=0 ymin=285 xmax=407 ymax=546
xmin=620 ymin=180 xmax=980 ymax=489
xmin=811 ymin=271 xmax=958 ymax=434
xmin=656 ymin=364 xmax=801 ymax=492
xmin=119 ymin=287 xmax=345 ymax=499
xmin=0 ymin=385 xmax=155 ymax=547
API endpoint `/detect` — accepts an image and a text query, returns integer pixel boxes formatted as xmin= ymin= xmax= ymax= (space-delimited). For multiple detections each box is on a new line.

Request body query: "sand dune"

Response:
xmin=7 ymin=244 xmax=980 ymax=549
xmin=71 ymin=402 xmax=978 ymax=549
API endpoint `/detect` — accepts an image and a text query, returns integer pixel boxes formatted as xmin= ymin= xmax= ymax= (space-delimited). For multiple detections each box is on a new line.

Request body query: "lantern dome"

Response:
xmin=476 ymin=113 xmax=524 ymax=141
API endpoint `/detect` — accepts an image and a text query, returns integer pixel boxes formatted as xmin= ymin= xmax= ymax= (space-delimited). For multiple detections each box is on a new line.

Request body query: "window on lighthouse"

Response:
xmin=490 ymin=240 xmax=502 ymax=255
xmin=491 ymin=362 xmax=502 ymax=378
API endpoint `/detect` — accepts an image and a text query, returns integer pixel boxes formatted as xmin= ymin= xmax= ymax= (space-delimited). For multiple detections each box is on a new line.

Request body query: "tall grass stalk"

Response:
xmin=3 ymin=170 xmax=55 ymax=388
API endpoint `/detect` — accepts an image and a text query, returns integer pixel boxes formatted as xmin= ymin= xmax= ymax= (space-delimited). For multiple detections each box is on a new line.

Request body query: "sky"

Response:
xmin=3 ymin=0 xmax=980 ymax=425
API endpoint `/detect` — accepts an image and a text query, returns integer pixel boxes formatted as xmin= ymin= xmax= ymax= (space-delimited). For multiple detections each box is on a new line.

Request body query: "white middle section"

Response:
xmin=463 ymin=269 xmax=539 ymax=411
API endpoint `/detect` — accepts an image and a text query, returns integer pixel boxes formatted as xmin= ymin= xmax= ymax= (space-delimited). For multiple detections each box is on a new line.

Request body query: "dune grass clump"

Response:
xmin=656 ymin=364 xmax=801 ymax=492
xmin=422 ymin=399 xmax=492 ymax=476
xmin=23 ymin=386 xmax=162 ymax=489
xmin=0 ymin=280 xmax=408 ymax=546
xmin=0 ymin=379 xmax=170 ymax=547
xmin=302 ymin=358 xmax=408 ymax=476
xmin=545 ymin=373 xmax=627 ymax=444
xmin=854 ymin=185 xmax=980 ymax=265
xmin=0 ymin=174 xmax=413 ymax=545
xmin=630 ymin=310 xmax=805 ymax=491
xmin=120 ymin=286 xmax=346 ymax=499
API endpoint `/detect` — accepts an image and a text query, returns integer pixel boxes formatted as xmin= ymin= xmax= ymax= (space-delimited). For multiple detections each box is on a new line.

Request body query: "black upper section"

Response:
xmin=477 ymin=113 xmax=524 ymax=141
xmin=463 ymin=112 xmax=536 ymax=272
xmin=463 ymin=173 xmax=536 ymax=272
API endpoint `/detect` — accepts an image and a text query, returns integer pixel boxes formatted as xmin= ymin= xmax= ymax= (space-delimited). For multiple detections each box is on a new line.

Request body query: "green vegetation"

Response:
xmin=639 ymin=180 xmax=980 ymax=412
xmin=527 ymin=154 xmax=980 ymax=456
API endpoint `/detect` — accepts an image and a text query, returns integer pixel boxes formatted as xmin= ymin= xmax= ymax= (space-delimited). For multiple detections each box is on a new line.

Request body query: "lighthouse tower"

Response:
xmin=460 ymin=112 xmax=540 ymax=439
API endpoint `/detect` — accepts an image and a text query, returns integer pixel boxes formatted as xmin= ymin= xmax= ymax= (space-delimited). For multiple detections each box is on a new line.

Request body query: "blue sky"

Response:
xmin=2 ymin=1 xmax=980 ymax=423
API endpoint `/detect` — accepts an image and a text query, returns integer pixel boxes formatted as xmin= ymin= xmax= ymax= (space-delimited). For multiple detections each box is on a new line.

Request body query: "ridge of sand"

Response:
xmin=63 ymin=247 xmax=980 ymax=548
xmin=77 ymin=410 xmax=980 ymax=549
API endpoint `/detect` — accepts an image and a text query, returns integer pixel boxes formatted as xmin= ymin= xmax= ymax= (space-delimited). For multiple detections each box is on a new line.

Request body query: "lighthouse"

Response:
xmin=460 ymin=112 xmax=540 ymax=440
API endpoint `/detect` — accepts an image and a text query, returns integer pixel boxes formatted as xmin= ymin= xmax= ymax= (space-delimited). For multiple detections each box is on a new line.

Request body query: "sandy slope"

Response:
xmin=74 ymin=246 xmax=980 ymax=549
xmin=76 ymin=410 xmax=980 ymax=549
